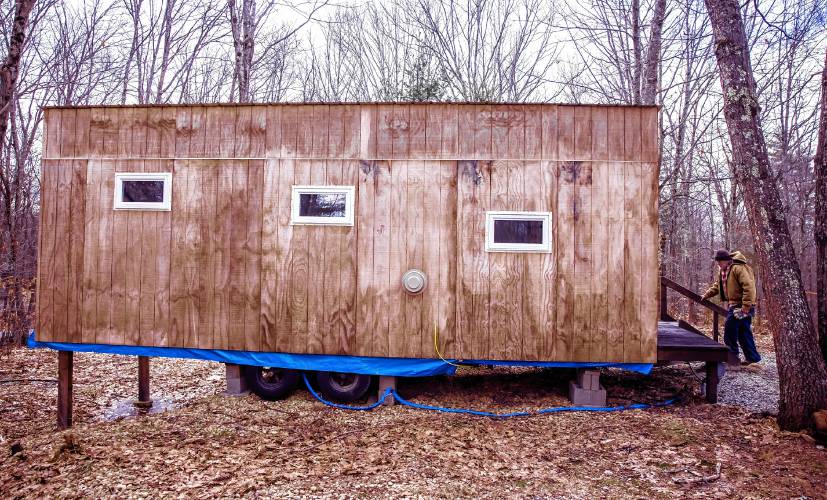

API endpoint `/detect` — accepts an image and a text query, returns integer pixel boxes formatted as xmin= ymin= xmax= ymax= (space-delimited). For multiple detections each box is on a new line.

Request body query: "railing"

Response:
xmin=660 ymin=276 xmax=728 ymax=342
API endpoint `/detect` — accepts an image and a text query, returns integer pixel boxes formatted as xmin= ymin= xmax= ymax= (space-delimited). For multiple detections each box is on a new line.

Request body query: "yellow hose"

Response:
xmin=434 ymin=320 xmax=462 ymax=367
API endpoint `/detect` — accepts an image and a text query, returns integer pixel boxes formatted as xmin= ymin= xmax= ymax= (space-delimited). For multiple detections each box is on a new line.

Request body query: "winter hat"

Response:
xmin=714 ymin=249 xmax=732 ymax=261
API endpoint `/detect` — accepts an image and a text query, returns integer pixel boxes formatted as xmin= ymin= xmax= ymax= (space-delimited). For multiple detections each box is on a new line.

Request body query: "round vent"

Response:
xmin=401 ymin=269 xmax=427 ymax=294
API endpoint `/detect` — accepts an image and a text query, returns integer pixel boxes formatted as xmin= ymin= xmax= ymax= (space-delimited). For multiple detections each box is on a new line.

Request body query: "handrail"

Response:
xmin=660 ymin=276 xmax=728 ymax=315
xmin=660 ymin=275 xmax=727 ymax=342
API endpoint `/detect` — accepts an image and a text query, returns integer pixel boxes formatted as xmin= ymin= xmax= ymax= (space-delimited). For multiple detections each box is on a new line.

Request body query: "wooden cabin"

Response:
xmin=37 ymin=103 xmax=659 ymax=364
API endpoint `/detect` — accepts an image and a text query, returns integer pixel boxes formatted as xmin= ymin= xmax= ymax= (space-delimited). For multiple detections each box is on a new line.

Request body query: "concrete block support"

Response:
xmin=569 ymin=369 xmax=606 ymax=407
xmin=378 ymin=376 xmax=396 ymax=406
xmin=225 ymin=363 xmax=249 ymax=396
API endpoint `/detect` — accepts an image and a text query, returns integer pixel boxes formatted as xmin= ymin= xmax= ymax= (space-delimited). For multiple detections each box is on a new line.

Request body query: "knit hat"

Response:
xmin=714 ymin=249 xmax=732 ymax=261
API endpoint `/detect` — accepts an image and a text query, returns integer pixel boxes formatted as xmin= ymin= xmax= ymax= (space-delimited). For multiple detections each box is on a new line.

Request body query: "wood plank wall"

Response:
xmin=38 ymin=103 xmax=659 ymax=363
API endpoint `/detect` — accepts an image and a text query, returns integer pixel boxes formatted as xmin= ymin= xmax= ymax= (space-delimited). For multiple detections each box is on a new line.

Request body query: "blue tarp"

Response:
xmin=27 ymin=332 xmax=652 ymax=376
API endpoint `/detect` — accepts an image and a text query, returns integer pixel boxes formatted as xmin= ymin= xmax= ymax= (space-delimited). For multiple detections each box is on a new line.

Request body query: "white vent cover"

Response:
xmin=401 ymin=269 xmax=427 ymax=294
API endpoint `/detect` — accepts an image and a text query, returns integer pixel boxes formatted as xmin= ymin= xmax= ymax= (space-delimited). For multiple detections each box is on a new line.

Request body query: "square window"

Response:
xmin=291 ymin=186 xmax=355 ymax=226
xmin=114 ymin=172 xmax=172 ymax=210
xmin=485 ymin=211 xmax=552 ymax=253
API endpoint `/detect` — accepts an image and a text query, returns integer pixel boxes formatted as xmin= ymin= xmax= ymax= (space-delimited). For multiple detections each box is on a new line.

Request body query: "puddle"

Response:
xmin=104 ymin=397 xmax=176 ymax=421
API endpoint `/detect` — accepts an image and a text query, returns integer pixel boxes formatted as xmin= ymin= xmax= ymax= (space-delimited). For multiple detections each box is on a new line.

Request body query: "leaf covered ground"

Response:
xmin=1 ymin=344 xmax=825 ymax=499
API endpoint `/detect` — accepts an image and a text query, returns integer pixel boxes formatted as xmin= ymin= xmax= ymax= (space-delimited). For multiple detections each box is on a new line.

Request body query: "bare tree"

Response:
xmin=815 ymin=48 xmax=827 ymax=362
xmin=404 ymin=0 xmax=562 ymax=101
xmin=0 ymin=0 xmax=53 ymax=345
xmin=562 ymin=0 xmax=673 ymax=104
xmin=705 ymin=0 xmax=827 ymax=430
xmin=120 ymin=0 xmax=225 ymax=104
xmin=227 ymin=0 xmax=327 ymax=103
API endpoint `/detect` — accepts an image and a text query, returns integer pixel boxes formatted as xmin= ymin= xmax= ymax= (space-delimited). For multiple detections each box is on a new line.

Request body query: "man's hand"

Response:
xmin=741 ymin=306 xmax=750 ymax=317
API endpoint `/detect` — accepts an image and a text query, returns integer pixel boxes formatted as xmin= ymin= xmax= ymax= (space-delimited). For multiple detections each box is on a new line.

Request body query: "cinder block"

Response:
xmin=225 ymin=363 xmax=249 ymax=396
xmin=569 ymin=380 xmax=607 ymax=407
xmin=576 ymin=369 xmax=601 ymax=391
xmin=378 ymin=376 xmax=397 ymax=406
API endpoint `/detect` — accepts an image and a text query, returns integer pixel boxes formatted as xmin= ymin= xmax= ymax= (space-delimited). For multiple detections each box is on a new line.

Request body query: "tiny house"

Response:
xmin=36 ymin=102 xmax=659 ymax=401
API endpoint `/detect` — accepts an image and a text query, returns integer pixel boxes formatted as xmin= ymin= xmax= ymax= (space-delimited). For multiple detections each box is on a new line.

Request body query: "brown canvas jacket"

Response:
xmin=701 ymin=251 xmax=756 ymax=308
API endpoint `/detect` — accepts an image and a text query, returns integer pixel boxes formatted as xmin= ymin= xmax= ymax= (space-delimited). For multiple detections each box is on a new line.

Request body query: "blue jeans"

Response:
xmin=724 ymin=306 xmax=761 ymax=363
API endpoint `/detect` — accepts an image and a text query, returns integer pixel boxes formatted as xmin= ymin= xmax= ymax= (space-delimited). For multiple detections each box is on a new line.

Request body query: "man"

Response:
xmin=701 ymin=249 xmax=761 ymax=365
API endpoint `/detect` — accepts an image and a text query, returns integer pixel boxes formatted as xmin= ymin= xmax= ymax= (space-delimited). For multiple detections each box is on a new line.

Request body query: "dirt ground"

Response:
xmin=1 ymin=335 xmax=825 ymax=498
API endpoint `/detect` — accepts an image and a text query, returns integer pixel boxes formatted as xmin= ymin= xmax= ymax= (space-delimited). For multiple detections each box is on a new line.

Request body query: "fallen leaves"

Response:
xmin=0 ymin=347 xmax=825 ymax=498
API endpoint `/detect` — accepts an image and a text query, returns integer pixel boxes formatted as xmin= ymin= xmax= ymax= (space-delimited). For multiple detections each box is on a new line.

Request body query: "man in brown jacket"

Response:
xmin=701 ymin=250 xmax=761 ymax=365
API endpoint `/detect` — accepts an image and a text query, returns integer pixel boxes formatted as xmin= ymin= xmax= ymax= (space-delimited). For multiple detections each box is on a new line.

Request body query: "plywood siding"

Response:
xmin=38 ymin=103 xmax=659 ymax=363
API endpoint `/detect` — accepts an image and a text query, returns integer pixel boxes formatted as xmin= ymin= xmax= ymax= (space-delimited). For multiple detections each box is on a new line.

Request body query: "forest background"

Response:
xmin=0 ymin=0 xmax=824 ymax=350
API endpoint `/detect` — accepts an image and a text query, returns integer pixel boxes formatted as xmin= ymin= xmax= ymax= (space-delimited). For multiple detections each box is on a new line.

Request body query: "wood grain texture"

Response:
xmin=356 ymin=160 xmax=376 ymax=357
xmin=387 ymin=160 xmax=407 ymax=357
xmin=95 ymin=160 xmax=116 ymax=344
xmin=40 ymin=103 xmax=661 ymax=364
xmin=436 ymin=161 xmax=458 ymax=357
xmin=487 ymin=160 xmax=510 ymax=359
xmin=521 ymin=160 xmax=544 ymax=361
xmin=67 ymin=160 xmax=88 ymax=342
xmin=169 ymin=160 xmax=192 ymax=348
xmin=623 ymin=161 xmax=643 ymax=362
xmin=37 ymin=160 xmax=58 ymax=341
xmin=404 ymin=160 xmax=425 ymax=357
xmin=289 ymin=160 xmax=311 ymax=353
xmin=369 ymin=160 xmax=392 ymax=357
xmin=228 ymin=161 xmax=249 ymax=350
xmin=273 ymin=159 xmax=295 ymax=353
xmin=80 ymin=161 xmax=101 ymax=343
xmin=338 ymin=159 xmax=359 ymax=353
xmin=260 ymin=159 xmax=280 ymax=352
xmin=538 ymin=160 xmax=558 ymax=360
xmin=244 ymin=161 xmax=264 ymax=352
xmin=640 ymin=161 xmax=660 ymax=362
xmin=421 ymin=160 xmax=442 ymax=358
xmin=456 ymin=160 xmax=491 ymax=360
xmin=555 ymin=161 xmax=575 ymax=361
xmin=572 ymin=160 xmax=593 ymax=362
xmin=321 ymin=159 xmax=342 ymax=354
xmin=305 ymin=160 xmax=326 ymax=354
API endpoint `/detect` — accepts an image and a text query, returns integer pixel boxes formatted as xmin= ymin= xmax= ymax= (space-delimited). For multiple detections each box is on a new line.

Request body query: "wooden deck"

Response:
xmin=657 ymin=321 xmax=729 ymax=362
xmin=656 ymin=320 xmax=729 ymax=403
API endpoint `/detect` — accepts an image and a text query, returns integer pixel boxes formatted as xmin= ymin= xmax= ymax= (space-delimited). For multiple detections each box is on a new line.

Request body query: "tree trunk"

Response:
xmin=0 ymin=0 xmax=37 ymax=345
xmin=640 ymin=0 xmax=666 ymax=105
xmin=704 ymin=0 xmax=827 ymax=430
xmin=0 ymin=0 xmax=36 ymax=139
xmin=631 ymin=0 xmax=642 ymax=104
xmin=815 ymin=48 xmax=827 ymax=363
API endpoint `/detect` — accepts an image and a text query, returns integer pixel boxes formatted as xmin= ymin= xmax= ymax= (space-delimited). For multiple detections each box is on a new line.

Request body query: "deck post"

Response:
xmin=712 ymin=311 xmax=719 ymax=342
xmin=660 ymin=281 xmax=669 ymax=321
xmin=704 ymin=362 xmax=719 ymax=404
xmin=136 ymin=356 xmax=152 ymax=408
xmin=57 ymin=351 xmax=73 ymax=429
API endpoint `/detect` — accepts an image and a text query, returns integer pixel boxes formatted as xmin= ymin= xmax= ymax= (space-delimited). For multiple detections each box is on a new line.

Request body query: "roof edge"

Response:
xmin=42 ymin=101 xmax=661 ymax=110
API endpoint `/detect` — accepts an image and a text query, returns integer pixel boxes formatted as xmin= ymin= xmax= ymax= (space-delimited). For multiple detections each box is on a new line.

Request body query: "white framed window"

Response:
xmin=291 ymin=185 xmax=355 ymax=226
xmin=113 ymin=172 xmax=172 ymax=211
xmin=485 ymin=211 xmax=552 ymax=253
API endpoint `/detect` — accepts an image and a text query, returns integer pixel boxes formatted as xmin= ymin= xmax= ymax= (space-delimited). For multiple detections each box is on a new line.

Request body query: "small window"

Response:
xmin=114 ymin=172 xmax=172 ymax=211
xmin=291 ymin=186 xmax=355 ymax=226
xmin=485 ymin=211 xmax=552 ymax=253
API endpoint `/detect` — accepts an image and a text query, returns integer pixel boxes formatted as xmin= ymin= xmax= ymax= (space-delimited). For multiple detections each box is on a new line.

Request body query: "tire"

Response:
xmin=315 ymin=371 xmax=372 ymax=402
xmin=243 ymin=366 xmax=300 ymax=401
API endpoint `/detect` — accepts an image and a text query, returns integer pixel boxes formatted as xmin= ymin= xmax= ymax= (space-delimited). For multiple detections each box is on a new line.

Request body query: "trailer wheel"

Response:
xmin=243 ymin=366 xmax=300 ymax=401
xmin=315 ymin=371 xmax=372 ymax=402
